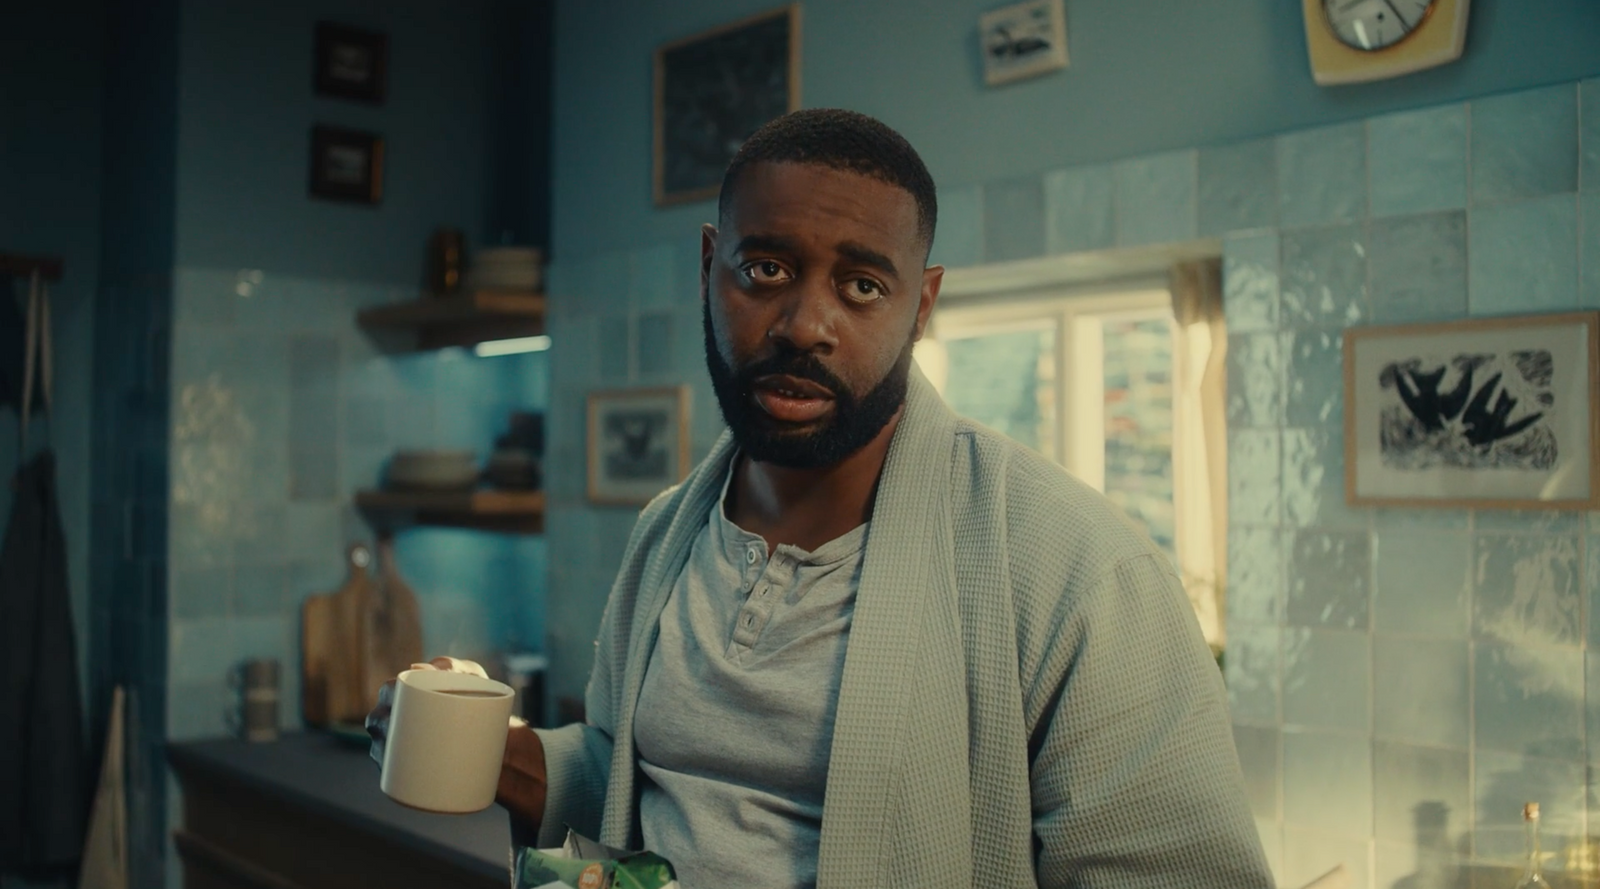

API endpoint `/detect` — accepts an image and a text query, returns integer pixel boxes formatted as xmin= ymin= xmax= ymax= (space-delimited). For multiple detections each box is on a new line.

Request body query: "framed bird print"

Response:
xmin=1343 ymin=312 xmax=1600 ymax=510
xmin=587 ymin=386 xmax=692 ymax=506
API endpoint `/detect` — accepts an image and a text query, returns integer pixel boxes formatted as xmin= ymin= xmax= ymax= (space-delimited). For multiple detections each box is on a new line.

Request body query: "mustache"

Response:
xmin=735 ymin=349 xmax=850 ymax=400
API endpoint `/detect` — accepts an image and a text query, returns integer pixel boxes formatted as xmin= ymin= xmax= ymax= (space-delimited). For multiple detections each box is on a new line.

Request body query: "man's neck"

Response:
xmin=725 ymin=407 xmax=904 ymax=554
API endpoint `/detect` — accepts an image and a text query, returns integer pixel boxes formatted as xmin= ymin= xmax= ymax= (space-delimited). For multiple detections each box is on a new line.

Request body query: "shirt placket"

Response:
xmin=728 ymin=544 xmax=787 ymax=658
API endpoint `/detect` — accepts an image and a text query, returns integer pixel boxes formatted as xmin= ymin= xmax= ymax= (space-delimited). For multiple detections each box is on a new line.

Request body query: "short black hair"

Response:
xmin=718 ymin=108 xmax=938 ymax=256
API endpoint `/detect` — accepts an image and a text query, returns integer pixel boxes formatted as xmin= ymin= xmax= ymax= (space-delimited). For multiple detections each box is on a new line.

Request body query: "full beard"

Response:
xmin=703 ymin=300 xmax=913 ymax=470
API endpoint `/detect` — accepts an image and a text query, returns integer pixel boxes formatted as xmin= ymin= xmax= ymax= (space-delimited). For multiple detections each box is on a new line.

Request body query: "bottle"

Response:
xmin=1515 ymin=802 xmax=1550 ymax=888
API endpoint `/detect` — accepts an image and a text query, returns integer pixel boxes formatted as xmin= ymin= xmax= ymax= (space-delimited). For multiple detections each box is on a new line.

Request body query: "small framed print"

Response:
xmin=314 ymin=21 xmax=387 ymax=104
xmin=1344 ymin=311 xmax=1600 ymax=510
xmin=587 ymin=386 xmax=692 ymax=506
xmin=979 ymin=0 xmax=1070 ymax=87
xmin=308 ymin=125 xmax=384 ymax=204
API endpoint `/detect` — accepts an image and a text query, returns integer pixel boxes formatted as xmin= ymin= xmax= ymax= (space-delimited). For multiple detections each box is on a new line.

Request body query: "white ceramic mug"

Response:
xmin=380 ymin=668 xmax=515 ymax=813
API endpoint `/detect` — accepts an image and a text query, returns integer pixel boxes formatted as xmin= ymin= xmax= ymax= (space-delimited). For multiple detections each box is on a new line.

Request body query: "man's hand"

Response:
xmin=363 ymin=656 xmax=548 ymax=844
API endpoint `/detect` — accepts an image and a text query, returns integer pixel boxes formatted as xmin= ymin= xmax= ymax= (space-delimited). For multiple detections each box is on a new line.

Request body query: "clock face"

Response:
xmin=1322 ymin=0 xmax=1436 ymax=51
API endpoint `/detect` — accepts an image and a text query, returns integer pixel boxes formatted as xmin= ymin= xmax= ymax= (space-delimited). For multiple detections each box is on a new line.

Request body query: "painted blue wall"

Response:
xmin=550 ymin=0 xmax=1600 ymax=258
xmin=175 ymin=0 xmax=521 ymax=284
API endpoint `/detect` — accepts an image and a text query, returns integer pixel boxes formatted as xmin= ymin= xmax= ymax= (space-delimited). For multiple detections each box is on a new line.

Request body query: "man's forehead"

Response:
xmin=723 ymin=161 xmax=919 ymax=245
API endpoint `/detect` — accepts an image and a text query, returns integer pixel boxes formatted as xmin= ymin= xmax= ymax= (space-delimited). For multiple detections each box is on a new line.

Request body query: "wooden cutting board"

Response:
xmin=364 ymin=535 xmax=424 ymax=713
xmin=301 ymin=545 xmax=374 ymax=727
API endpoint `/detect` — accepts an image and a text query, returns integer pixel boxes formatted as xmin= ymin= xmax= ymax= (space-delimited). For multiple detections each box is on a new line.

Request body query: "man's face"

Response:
xmin=701 ymin=161 xmax=942 ymax=469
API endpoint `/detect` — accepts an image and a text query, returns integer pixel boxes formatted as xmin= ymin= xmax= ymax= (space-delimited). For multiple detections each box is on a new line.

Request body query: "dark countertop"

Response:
xmin=168 ymin=731 xmax=511 ymax=881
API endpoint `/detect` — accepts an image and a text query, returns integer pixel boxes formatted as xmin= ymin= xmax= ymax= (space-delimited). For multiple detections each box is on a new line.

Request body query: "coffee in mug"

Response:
xmin=380 ymin=669 xmax=515 ymax=813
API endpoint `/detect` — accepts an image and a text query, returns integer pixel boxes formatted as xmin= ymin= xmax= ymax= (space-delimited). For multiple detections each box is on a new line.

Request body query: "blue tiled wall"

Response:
xmin=165 ymin=267 xmax=550 ymax=746
xmin=545 ymin=77 xmax=1600 ymax=889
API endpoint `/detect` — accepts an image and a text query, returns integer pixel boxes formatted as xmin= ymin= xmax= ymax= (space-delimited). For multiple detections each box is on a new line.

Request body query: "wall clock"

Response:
xmin=1303 ymin=0 xmax=1470 ymax=85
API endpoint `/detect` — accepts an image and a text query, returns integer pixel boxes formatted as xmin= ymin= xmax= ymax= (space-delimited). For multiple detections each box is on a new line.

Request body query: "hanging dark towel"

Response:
xmin=0 ymin=451 xmax=86 ymax=878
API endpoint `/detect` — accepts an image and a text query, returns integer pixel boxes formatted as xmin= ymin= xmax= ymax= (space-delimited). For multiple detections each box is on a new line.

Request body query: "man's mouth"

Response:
xmin=751 ymin=374 xmax=836 ymax=423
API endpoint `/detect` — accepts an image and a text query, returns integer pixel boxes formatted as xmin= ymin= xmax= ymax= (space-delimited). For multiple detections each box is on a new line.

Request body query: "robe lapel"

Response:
xmin=816 ymin=369 xmax=961 ymax=886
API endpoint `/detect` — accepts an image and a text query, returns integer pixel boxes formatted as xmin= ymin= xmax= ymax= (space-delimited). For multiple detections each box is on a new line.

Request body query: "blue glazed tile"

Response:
xmin=1283 ymin=729 xmax=1373 ymax=834
xmin=1373 ymin=507 xmax=1469 ymax=532
xmin=1374 ymin=529 xmax=1470 ymax=636
xmin=289 ymin=447 xmax=338 ymax=501
xmin=984 ymin=176 xmax=1046 ymax=262
xmin=1474 ymin=642 xmax=1584 ymax=760
xmin=931 ymin=184 xmax=983 ymax=268
xmin=1469 ymin=194 xmax=1580 ymax=316
xmin=1369 ymin=104 xmax=1469 ymax=217
xmin=1582 ymin=191 xmax=1600 ymax=308
xmin=231 ymin=501 xmax=287 ymax=565
xmin=1368 ymin=211 xmax=1468 ymax=323
xmin=166 ymin=679 xmax=230 ymax=741
xmin=1284 ymin=629 xmax=1369 ymax=731
xmin=597 ymin=315 xmax=632 ymax=384
xmin=1043 ymin=164 xmax=1115 ymax=254
xmin=636 ymin=311 xmax=675 ymax=378
xmin=1584 ymin=79 xmax=1600 ymax=192
xmin=1223 ymin=232 xmax=1280 ymax=333
xmin=1232 ymin=724 xmax=1279 ymax=820
xmin=1474 ymin=534 xmax=1581 ymax=647
xmin=1199 ymin=139 xmax=1277 ymax=236
xmin=550 ymin=315 xmax=600 ymax=391
xmin=1227 ymin=526 xmax=1284 ymax=627
xmin=173 ymin=267 xmax=239 ymax=328
xmin=1280 ymin=224 xmax=1367 ymax=328
xmin=1281 ymin=426 xmax=1364 ymax=531
xmin=1374 ymin=636 xmax=1469 ymax=748
xmin=673 ymin=306 xmax=708 ymax=381
xmin=1474 ymin=750 xmax=1584 ymax=865
xmin=1228 ymin=430 xmax=1281 ymax=527
xmin=1287 ymin=529 xmax=1371 ymax=630
xmin=1225 ymin=624 xmax=1280 ymax=725
xmin=1225 ymin=333 xmax=1281 ymax=428
xmin=343 ymin=396 xmax=387 ymax=447
xmin=1282 ymin=329 xmax=1343 ymax=427
xmin=1373 ymin=741 xmax=1470 ymax=844
xmin=170 ymin=567 xmax=232 ymax=621
xmin=1277 ymin=123 xmax=1366 ymax=228
xmin=1114 ymin=150 xmax=1197 ymax=247
xmin=629 ymin=244 xmax=679 ymax=312
xmin=1474 ymin=509 xmax=1581 ymax=533
xmin=677 ymin=238 xmax=708 ymax=305
xmin=587 ymin=248 xmax=633 ymax=315
xmin=285 ymin=503 xmax=342 ymax=565
xmin=1472 ymin=84 xmax=1579 ymax=206
xmin=1283 ymin=826 xmax=1372 ymax=889
xmin=169 ymin=618 xmax=238 ymax=686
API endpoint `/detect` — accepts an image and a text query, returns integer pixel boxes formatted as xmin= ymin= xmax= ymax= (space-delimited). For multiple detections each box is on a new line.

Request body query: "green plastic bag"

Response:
xmin=512 ymin=828 xmax=678 ymax=889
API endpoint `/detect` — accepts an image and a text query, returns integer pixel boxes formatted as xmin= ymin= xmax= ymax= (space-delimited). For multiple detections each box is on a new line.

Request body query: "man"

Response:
xmin=370 ymin=109 xmax=1272 ymax=888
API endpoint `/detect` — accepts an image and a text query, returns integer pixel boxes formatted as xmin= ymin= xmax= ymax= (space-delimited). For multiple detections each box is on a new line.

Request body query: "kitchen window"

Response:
xmin=916 ymin=269 xmax=1226 ymax=650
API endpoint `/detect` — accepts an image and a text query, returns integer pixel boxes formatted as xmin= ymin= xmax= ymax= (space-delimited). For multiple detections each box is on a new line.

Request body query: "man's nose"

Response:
xmin=766 ymin=277 xmax=837 ymax=356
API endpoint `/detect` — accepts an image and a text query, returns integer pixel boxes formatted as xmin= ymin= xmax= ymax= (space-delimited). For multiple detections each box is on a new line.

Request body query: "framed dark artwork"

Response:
xmin=1344 ymin=312 xmax=1600 ymax=510
xmin=653 ymin=5 xmax=801 ymax=206
xmin=587 ymin=387 xmax=691 ymax=506
xmin=308 ymin=125 xmax=384 ymax=204
xmin=314 ymin=21 xmax=387 ymax=104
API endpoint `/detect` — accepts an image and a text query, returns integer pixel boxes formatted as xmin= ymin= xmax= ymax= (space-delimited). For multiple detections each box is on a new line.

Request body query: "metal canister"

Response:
xmin=427 ymin=227 xmax=465 ymax=296
xmin=235 ymin=658 xmax=280 ymax=742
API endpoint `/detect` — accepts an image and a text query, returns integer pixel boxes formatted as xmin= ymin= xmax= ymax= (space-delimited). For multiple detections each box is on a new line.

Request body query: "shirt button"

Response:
xmin=746 ymin=548 xmax=758 ymax=564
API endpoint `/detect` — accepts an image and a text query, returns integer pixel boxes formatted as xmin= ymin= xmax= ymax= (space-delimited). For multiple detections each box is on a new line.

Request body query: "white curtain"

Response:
xmin=1169 ymin=259 xmax=1227 ymax=652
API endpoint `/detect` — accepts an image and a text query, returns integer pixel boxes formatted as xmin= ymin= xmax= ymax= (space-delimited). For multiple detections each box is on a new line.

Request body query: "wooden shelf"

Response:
xmin=355 ymin=488 xmax=544 ymax=534
xmin=356 ymin=291 xmax=547 ymax=350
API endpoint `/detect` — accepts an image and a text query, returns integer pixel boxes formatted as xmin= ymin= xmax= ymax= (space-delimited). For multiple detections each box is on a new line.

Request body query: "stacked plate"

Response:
xmin=386 ymin=450 xmax=479 ymax=491
xmin=468 ymin=246 xmax=542 ymax=292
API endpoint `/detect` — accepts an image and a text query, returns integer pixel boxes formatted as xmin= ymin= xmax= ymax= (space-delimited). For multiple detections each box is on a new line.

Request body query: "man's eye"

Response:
xmin=744 ymin=261 xmax=790 ymax=283
xmin=845 ymin=278 xmax=885 ymax=301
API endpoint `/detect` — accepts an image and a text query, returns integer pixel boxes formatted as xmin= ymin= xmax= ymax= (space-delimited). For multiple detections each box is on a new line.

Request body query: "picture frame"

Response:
xmin=587 ymin=386 xmax=692 ymax=506
xmin=308 ymin=125 xmax=384 ymax=204
xmin=979 ymin=0 xmax=1070 ymax=87
xmin=314 ymin=21 xmax=387 ymax=104
xmin=1343 ymin=311 xmax=1600 ymax=510
xmin=653 ymin=5 xmax=801 ymax=206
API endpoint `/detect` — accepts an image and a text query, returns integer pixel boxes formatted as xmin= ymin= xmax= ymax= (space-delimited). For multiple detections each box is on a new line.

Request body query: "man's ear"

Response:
xmin=700 ymin=224 xmax=717 ymax=302
xmin=913 ymin=264 xmax=944 ymax=341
